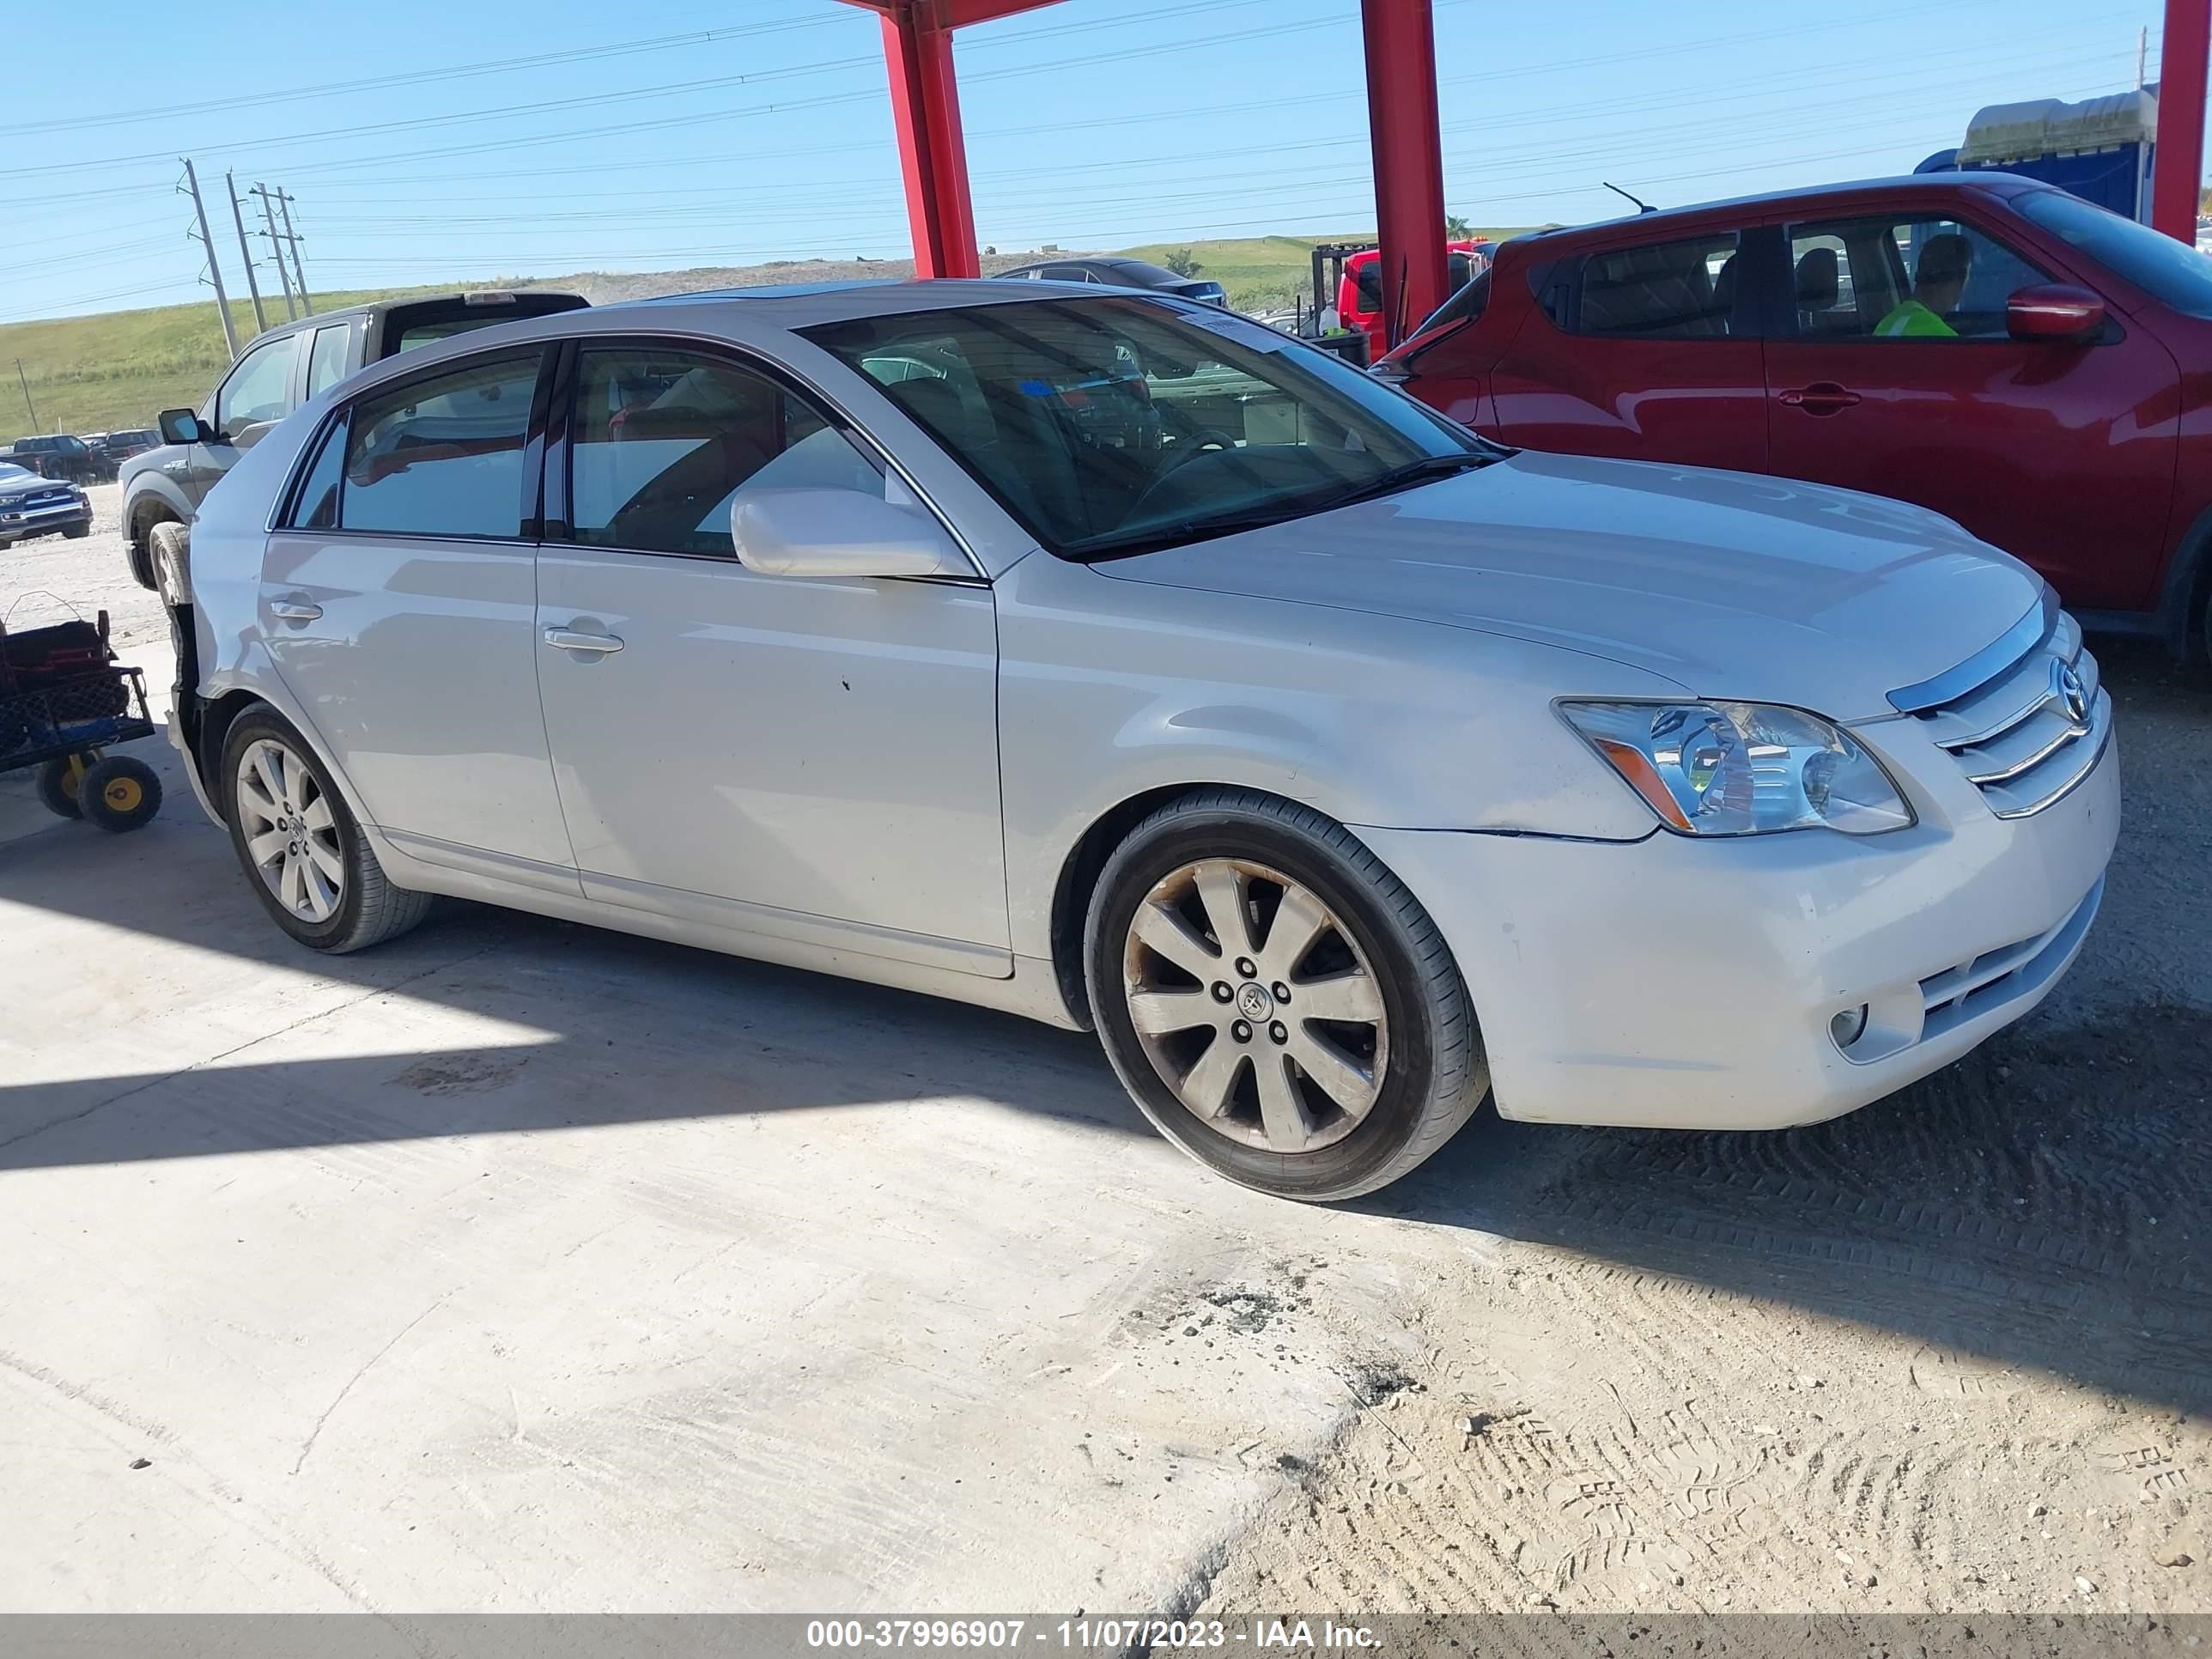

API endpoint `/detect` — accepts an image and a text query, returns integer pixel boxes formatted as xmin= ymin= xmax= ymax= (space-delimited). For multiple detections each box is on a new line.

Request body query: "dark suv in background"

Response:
xmin=1378 ymin=173 xmax=2212 ymax=659
xmin=118 ymin=289 xmax=587 ymax=586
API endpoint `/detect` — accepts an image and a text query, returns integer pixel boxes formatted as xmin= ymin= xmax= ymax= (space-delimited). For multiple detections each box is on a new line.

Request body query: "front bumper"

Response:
xmin=0 ymin=499 xmax=90 ymax=544
xmin=1358 ymin=732 xmax=2119 ymax=1131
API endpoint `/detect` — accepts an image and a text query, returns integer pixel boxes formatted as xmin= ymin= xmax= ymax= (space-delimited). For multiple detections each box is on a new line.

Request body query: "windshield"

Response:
xmin=803 ymin=296 xmax=1485 ymax=560
xmin=0 ymin=464 xmax=33 ymax=484
xmin=2017 ymin=188 xmax=2212 ymax=319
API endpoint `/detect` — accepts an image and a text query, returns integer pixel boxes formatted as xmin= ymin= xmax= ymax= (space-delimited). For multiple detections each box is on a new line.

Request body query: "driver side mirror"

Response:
xmin=2007 ymin=283 xmax=2106 ymax=344
xmin=158 ymin=408 xmax=212 ymax=447
xmin=731 ymin=488 xmax=969 ymax=580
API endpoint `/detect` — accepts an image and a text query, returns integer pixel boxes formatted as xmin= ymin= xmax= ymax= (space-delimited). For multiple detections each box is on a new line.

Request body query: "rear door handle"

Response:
xmin=543 ymin=626 xmax=624 ymax=655
xmin=1778 ymin=382 xmax=1862 ymax=415
xmin=269 ymin=596 xmax=322 ymax=621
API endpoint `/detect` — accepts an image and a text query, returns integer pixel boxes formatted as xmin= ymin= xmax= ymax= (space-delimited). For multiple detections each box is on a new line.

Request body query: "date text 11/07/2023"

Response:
xmin=804 ymin=1619 xmax=1385 ymax=1650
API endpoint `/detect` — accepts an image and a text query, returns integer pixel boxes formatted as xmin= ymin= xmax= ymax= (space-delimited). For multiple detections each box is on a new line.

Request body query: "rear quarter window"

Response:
xmin=337 ymin=354 xmax=539 ymax=539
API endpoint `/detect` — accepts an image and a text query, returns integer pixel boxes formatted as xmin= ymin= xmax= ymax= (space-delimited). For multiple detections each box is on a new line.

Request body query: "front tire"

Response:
xmin=1085 ymin=788 xmax=1487 ymax=1201
xmin=79 ymin=755 xmax=161 ymax=831
xmin=126 ymin=502 xmax=178 ymax=591
xmin=221 ymin=708 xmax=432 ymax=953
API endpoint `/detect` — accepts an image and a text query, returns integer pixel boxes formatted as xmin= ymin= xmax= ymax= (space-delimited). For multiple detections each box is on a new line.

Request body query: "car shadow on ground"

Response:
xmin=2 ymin=642 xmax=2208 ymax=1416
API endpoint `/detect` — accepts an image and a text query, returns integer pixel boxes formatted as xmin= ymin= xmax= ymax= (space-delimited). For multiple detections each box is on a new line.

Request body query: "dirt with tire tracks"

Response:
xmin=6 ymin=488 xmax=2210 ymax=1619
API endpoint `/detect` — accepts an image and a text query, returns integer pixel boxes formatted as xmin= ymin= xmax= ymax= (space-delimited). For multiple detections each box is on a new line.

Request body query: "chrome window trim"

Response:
xmin=1886 ymin=586 xmax=2058 ymax=714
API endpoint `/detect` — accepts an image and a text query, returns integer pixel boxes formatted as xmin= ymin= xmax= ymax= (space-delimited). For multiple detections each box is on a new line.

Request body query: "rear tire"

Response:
xmin=35 ymin=755 xmax=89 ymax=819
xmin=1085 ymin=787 xmax=1487 ymax=1201
xmin=220 ymin=708 xmax=433 ymax=953
xmin=79 ymin=755 xmax=161 ymax=832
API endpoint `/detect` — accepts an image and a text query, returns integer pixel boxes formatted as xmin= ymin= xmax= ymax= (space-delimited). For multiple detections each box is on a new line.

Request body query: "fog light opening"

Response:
xmin=1830 ymin=1005 xmax=1870 ymax=1051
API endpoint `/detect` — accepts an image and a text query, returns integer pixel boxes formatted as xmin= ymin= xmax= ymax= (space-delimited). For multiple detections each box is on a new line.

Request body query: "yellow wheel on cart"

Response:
xmin=34 ymin=753 xmax=94 ymax=819
xmin=80 ymin=755 xmax=162 ymax=833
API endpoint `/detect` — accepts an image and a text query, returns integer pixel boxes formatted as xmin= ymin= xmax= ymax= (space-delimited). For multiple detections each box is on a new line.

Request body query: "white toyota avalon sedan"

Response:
xmin=160 ymin=279 xmax=2117 ymax=1200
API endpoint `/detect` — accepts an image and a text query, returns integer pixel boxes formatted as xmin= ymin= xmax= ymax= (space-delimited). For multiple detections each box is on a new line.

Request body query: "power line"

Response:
xmin=0 ymin=16 xmax=845 ymax=139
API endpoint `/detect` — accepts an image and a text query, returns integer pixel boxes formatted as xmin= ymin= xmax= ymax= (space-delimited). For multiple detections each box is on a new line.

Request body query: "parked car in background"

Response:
xmin=1376 ymin=173 xmax=2212 ymax=659
xmin=995 ymin=255 xmax=1228 ymax=305
xmin=3 ymin=434 xmax=104 ymax=484
xmin=162 ymin=281 xmax=2111 ymax=1201
xmin=0 ymin=461 xmax=91 ymax=546
xmin=1338 ymin=239 xmax=1492 ymax=357
xmin=97 ymin=428 xmax=160 ymax=463
xmin=118 ymin=289 xmax=588 ymax=587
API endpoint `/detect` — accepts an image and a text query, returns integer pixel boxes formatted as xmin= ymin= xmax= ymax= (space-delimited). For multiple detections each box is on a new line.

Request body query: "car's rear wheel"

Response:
xmin=221 ymin=709 xmax=432 ymax=953
xmin=1085 ymin=788 xmax=1487 ymax=1201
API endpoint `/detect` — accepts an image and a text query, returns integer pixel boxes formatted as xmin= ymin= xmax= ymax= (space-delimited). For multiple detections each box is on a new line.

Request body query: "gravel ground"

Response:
xmin=2 ymin=487 xmax=2208 ymax=1620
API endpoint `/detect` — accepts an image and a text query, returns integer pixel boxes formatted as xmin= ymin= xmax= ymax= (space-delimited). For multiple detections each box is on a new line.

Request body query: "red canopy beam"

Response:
xmin=836 ymin=0 xmax=1455 ymax=336
xmin=1360 ymin=0 xmax=1450 ymax=348
xmin=839 ymin=1 xmax=1062 ymax=278
xmin=2154 ymin=0 xmax=2211 ymax=243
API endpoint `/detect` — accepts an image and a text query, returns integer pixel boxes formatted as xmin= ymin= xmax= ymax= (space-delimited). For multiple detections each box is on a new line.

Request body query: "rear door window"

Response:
xmin=305 ymin=324 xmax=352 ymax=398
xmin=338 ymin=354 xmax=540 ymax=539
xmin=216 ymin=332 xmax=304 ymax=434
xmin=1571 ymin=232 xmax=1741 ymax=337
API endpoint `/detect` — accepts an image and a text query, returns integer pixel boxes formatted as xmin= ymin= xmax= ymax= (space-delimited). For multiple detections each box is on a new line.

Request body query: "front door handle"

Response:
xmin=269 ymin=597 xmax=322 ymax=621
xmin=1778 ymin=381 xmax=1863 ymax=415
xmin=544 ymin=626 xmax=624 ymax=655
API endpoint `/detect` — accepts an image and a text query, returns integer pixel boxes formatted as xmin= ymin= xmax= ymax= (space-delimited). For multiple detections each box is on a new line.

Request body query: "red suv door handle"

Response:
xmin=1778 ymin=382 xmax=1862 ymax=415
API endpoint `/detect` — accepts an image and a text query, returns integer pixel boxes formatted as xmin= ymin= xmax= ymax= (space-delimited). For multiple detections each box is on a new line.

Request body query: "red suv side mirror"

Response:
xmin=2007 ymin=283 xmax=2106 ymax=343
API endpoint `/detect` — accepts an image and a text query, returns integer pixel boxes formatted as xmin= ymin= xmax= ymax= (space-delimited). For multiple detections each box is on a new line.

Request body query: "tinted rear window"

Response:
xmin=340 ymin=354 xmax=538 ymax=538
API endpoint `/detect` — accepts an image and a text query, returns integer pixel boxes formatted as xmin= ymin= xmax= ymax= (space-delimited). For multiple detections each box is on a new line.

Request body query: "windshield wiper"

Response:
xmin=1066 ymin=450 xmax=1504 ymax=562
xmin=1309 ymin=451 xmax=1498 ymax=512
xmin=1070 ymin=507 xmax=1318 ymax=562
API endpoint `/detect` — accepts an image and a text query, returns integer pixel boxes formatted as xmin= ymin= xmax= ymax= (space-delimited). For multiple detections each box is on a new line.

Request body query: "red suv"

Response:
xmin=1377 ymin=175 xmax=2212 ymax=655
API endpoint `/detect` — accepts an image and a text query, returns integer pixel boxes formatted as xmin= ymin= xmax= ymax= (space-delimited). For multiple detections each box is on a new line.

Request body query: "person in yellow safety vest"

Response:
xmin=1875 ymin=232 xmax=1972 ymax=337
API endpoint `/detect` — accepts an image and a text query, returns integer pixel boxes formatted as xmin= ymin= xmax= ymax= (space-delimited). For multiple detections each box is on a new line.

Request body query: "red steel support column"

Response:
xmin=1361 ymin=0 xmax=1449 ymax=349
xmin=2154 ymin=0 xmax=2212 ymax=241
xmin=880 ymin=5 xmax=981 ymax=278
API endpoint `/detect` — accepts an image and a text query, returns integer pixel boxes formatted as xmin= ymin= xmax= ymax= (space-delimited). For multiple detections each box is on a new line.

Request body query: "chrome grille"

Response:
xmin=1892 ymin=597 xmax=2111 ymax=820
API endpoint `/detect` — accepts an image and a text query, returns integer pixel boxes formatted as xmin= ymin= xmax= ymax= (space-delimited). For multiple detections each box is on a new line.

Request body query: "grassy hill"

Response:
xmin=0 ymin=283 xmax=448 ymax=441
xmin=1 ymin=229 xmax=1534 ymax=440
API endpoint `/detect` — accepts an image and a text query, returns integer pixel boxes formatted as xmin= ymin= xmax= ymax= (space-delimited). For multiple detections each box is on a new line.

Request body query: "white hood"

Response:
xmin=1094 ymin=450 xmax=2045 ymax=722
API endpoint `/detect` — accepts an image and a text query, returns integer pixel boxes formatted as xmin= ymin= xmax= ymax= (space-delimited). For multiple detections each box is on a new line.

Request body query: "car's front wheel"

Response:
xmin=125 ymin=501 xmax=179 ymax=590
xmin=221 ymin=708 xmax=433 ymax=953
xmin=1085 ymin=788 xmax=1487 ymax=1201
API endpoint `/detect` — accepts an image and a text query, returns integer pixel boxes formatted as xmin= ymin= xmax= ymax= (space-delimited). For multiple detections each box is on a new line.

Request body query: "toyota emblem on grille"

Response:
xmin=2052 ymin=659 xmax=2091 ymax=728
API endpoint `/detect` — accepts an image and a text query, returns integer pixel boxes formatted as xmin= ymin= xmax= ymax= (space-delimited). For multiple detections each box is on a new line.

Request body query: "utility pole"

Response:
xmin=2139 ymin=24 xmax=2149 ymax=88
xmin=180 ymin=158 xmax=240 ymax=362
xmin=226 ymin=172 xmax=267 ymax=334
xmin=276 ymin=189 xmax=313 ymax=313
xmin=252 ymin=183 xmax=297 ymax=321
xmin=15 ymin=359 xmax=40 ymax=433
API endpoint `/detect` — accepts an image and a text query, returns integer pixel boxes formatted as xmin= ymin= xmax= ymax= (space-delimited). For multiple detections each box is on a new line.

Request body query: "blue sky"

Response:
xmin=0 ymin=0 xmax=2180 ymax=323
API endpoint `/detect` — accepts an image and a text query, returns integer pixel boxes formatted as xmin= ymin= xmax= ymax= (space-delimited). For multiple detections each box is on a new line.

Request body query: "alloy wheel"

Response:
xmin=236 ymin=738 xmax=344 ymax=923
xmin=1121 ymin=857 xmax=1388 ymax=1152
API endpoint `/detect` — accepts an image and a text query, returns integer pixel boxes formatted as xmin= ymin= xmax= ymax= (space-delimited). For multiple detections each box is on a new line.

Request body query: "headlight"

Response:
xmin=1559 ymin=700 xmax=1913 ymax=836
